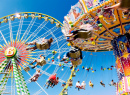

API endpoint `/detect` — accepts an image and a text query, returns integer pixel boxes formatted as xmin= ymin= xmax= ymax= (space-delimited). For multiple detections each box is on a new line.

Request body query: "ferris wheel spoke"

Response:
xmin=53 ymin=35 xmax=66 ymax=43
xmin=0 ymin=31 xmax=8 ymax=45
xmin=33 ymin=90 xmax=42 ymax=95
xmin=52 ymin=65 xmax=59 ymax=75
xmin=16 ymin=17 xmax=24 ymax=41
xmin=21 ymin=17 xmax=37 ymax=42
xmin=43 ymin=26 xmax=60 ymax=49
xmin=30 ymin=26 xmax=57 ymax=43
xmin=27 ymin=72 xmax=48 ymax=95
xmin=35 ymin=82 xmax=48 ymax=95
xmin=51 ymin=37 xmax=67 ymax=51
xmin=8 ymin=17 xmax=13 ymax=41
xmin=31 ymin=48 xmax=70 ymax=56
xmin=49 ymin=29 xmax=60 ymax=74
xmin=26 ymin=20 xmax=49 ymax=42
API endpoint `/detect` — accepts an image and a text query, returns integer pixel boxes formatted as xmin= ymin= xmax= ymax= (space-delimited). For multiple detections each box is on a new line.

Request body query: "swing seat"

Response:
xmin=4 ymin=18 xmax=8 ymax=23
xmin=77 ymin=30 xmax=92 ymax=39
xmin=31 ymin=74 xmax=40 ymax=82
xmin=71 ymin=58 xmax=82 ymax=66
xmin=63 ymin=93 xmax=68 ymax=95
xmin=89 ymin=83 xmax=94 ymax=88
xmin=37 ymin=60 xmax=46 ymax=66
xmin=109 ymin=84 xmax=116 ymax=86
xmin=31 ymin=78 xmax=37 ymax=82
xmin=63 ymin=92 xmax=68 ymax=95
xmin=69 ymin=50 xmax=81 ymax=59
xmin=120 ymin=0 xmax=130 ymax=8
xmin=24 ymin=67 xmax=30 ymax=72
xmin=77 ymin=86 xmax=84 ymax=89
xmin=68 ymin=82 xmax=73 ymax=86
xmin=36 ymin=42 xmax=49 ymax=50
xmin=72 ymin=72 xmax=76 ymax=77
xmin=63 ymin=90 xmax=68 ymax=95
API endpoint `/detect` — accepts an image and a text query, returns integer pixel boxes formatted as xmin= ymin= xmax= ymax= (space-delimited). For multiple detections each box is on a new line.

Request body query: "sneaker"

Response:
xmin=60 ymin=58 xmax=66 ymax=62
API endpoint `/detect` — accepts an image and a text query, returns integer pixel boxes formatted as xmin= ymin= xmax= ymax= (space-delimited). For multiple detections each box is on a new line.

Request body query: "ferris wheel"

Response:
xmin=0 ymin=12 xmax=73 ymax=95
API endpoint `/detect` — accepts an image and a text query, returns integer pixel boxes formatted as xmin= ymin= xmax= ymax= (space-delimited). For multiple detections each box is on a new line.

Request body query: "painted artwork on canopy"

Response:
xmin=90 ymin=1 xmax=118 ymax=27
xmin=116 ymin=57 xmax=124 ymax=80
xmin=64 ymin=2 xmax=84 ymax=25
xmin=120 ymin=54 xmax=130 ymax=76
xmin=80 ymin=0 xmax=109 ymax=12
xmin=62 ymin=21 xmax=70 ymax=35
xmin=117 ymin=35 xmax=130 ymax=56
xmin=112 ymin=27 xmax=121 ymax=34
xmin=71 ymin=2 xmax=84 ymax=22
xmin=116 ymin=76 xmax=130 ymax=95
xmin=111 ymin=39 xmax=120 ymax=57
xmin=102 ymin=6 xmax=116 ymax=25
xmin=64 ymin=9 xmax=75 ymax=24
xmin=116 ymin=77 xmax=125 ymax=95
xmin=125 ymin=76 xmax=130 ymax=92
xmin=124 ymin=24 xmax=130 ymax=33
xmin=118 ymin=9 xmax=130 ymax=23
xmin=76 ymin=14 xmax=106 ymax=34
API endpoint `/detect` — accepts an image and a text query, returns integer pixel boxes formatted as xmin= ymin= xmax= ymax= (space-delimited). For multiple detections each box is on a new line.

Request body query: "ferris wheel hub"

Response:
xmin=5 ymin=47 xmax=17 ymax=58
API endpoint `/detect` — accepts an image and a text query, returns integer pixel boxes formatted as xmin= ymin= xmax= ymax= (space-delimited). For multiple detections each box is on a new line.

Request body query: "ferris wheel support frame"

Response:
xmin=0 ymin=12 xmax=72 ymax=95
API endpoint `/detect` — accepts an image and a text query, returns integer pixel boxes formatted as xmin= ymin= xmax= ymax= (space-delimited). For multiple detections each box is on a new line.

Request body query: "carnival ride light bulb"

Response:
xmin=57 ymin=56 xmax=60 ymax=59
xmin=61 ymin=68 xmax=64 ymax=71
xmin=16 ymin=13 xmax=21 ymax=18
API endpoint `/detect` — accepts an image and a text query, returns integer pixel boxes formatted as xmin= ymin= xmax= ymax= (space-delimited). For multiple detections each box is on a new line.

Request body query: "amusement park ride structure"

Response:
xmin=61 ymin=0 xmax=130 ymax=95
xmin=0 ymin=0 xmax=130 ymax=95
xmin=0 ymin=12 xmax=71 ymax=95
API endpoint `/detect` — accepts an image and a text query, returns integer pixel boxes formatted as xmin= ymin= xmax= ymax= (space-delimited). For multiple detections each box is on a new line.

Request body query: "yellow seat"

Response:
xmin=72 ymin=72 xmax=76 ymax=77
xmin=71 ymin=58 xmax=82 ymax=66
xmin=37 ymin=60 xmax=46 ymax=66
xmin=36 ymin=42 xmax=49 ymax=50
xmin=24 ymin=67 xmax=30 ymax=72
xmin=77 ymin=30 xmax=92 ymax=39
xmin=69 ymin=50 xmax=81 ymax=59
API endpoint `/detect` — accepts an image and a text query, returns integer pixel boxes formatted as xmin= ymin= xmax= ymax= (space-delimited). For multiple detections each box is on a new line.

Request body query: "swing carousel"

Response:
xmin=0 ymin=12 xmax=74 ymax=95
xmin=61 ymin=0 xmax=130 ymax=95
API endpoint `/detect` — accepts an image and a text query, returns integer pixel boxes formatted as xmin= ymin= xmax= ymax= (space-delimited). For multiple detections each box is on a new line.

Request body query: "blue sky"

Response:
xmin=0 ymin=0 xmax=118 ymax=95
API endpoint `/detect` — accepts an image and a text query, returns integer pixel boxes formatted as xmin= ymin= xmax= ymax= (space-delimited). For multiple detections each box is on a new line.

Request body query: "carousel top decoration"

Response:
xmin=62 ymin=0 xmax=130 ymax=52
